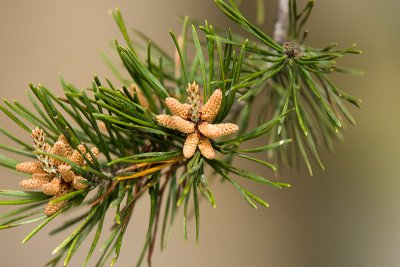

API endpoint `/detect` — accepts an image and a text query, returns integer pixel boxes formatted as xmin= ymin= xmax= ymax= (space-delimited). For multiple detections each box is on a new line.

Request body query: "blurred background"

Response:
xmin=0 ymin=0 xmax=398 ymax=266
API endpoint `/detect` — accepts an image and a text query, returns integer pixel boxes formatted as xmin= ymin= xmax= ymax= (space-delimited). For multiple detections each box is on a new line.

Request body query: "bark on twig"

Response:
xmin=273 ymin=0 xmax=289 ymax=44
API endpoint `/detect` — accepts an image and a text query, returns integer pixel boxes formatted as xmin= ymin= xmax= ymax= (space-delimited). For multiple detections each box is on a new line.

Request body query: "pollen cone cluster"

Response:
xmin=156 ymin=82 xmax=239 ymax=159
xmin=16 ymin=128 xmax=99 ymax=216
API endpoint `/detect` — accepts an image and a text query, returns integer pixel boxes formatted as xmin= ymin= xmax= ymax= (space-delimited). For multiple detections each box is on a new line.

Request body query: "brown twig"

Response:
xmin=117 ymin=157 xmax=183 ymax=181
xmin=91 ymin=180 xmax=119 ymax=206
xmin=117 ymin=159 xmax=179 ymax=175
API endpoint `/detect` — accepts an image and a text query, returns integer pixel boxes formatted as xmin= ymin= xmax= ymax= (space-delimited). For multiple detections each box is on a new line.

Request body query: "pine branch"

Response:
xmin=0 ymin=1 xmax=361 ymax=266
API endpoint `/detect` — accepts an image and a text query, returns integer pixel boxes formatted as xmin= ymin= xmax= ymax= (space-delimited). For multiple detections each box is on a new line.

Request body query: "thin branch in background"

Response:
xmin=273 ymin=0 xmax=289 ymax=43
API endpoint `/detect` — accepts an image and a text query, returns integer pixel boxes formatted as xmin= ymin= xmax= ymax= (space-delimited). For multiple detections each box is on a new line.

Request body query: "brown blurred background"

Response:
xmin=0 ymin=0 xmax=399 ymax=266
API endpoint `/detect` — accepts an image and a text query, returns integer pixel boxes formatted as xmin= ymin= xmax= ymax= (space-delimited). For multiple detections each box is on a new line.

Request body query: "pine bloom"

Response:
xmin=198 ymin=122 xmax=239 ymax=139
xmin=199 ymin=89 xmax=222 ymax=122
xmin=72 ymin=175 xmax=88 ymax=190
xmin=16 ymin=162 xmax=43 ymax=174
xmin=15 ymin=130 xmax=100 ymax=216
xmin=165 ymin=97 xmax=191 ymax=119
xmin=69 ymin=144 xmax=86 ymax=166
xmin=58 ymin=164 xmax=75 ymax=183
xmin=42 ymin=177 xmax=62 ymax=195
xmin=156 ymin=82 xmax=238 ymax=159
xmin=20 ymin=178 xmax=48 ymax=189
xmin=44 ymin=201 xmax=66 ymax=216
xmin=183 ymin=131 xmax=200 ymax=158
xmin=156 ymin=115 xmax=195 ymax=134
xmin=44 ymin=183 xmax=70 ymax=216
xmin=198 ymin=136 xmax=215 ymax=160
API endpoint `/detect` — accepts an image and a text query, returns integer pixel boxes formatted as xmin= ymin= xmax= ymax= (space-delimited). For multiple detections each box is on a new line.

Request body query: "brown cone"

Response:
xmin=16 ymin=162 xmax=43 ymax=174
xmin=200 ymin=89 xmax=222 ymax=122
xmin=197 ymin=123 xmax=221 ymax=139
xmin=20 ymin=177 xmax=49 ymax=189
xmin=198 ymin=136 xmax=215 ymax=159
xmin=198 ymin=122 xmax=238 ymax=139
xmin=44 ymin=200 xmax=67 ymax=216
xmin=58 ymin=135 xmax=73 ymax=156
xmin=72 ymin=175 xmax=88 ymax=190
xmin=165 ymin=97 xmax=191 ymax=119
xmin=58 ymin=164 xmax=74 ymax=182
xmin=42 ymin=177 xmax=62 ymax=195
xmin=183 ymin=131 xmax=200 ymax=158
xmin=32 ymin=173 xmax=52 ymax=183
xmin=69 ymin=144 xmax=86 ymax=166
xmin=86 ymin=147 xmax=100 ymax=162
xmin=50 ymin=140 xmax=68 ymax=165
xmin=156 ymin=115 xmax=195 ymax=134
